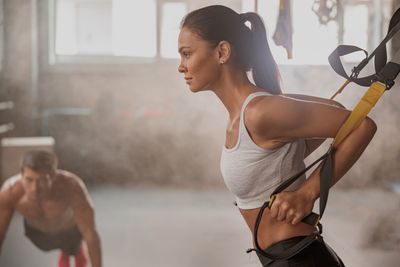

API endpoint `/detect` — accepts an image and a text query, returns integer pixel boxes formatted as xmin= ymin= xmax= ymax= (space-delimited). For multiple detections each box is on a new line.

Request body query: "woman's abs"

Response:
xmin=240 ymin=207 xmax=315 ymax=249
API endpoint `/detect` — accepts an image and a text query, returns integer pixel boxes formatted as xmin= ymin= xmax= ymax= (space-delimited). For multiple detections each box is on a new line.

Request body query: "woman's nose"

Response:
xmin=178 ymin=63 xmax=186 ymax=73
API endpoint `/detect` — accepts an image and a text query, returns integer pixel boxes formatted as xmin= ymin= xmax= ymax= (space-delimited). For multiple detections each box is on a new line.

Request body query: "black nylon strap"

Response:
xmin=268 ymin=148 xmax=333 ymax=224
xmin=375 ymin=61 xmax=400 ymax=88
xmin=328 ymin=7 xmax=400 ymax=87
xmin=271 ymin=152 xmax=329 ymax=196
xmin=319 ymin=146 xmax=335 ymax=217
xmin=249 ymin=201 xmax=320 ymax=260
xmin=328 ymin=45 xmax=373 ymax=86
xmin=247 ymin=150 xmax=331 ymax=260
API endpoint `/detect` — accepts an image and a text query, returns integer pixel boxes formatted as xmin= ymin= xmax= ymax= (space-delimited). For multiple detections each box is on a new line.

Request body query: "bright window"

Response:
xmin=342 ymin=4 xmax=368 ymax=62
xmin=55 ymin=0 xmax=156 ymax=58
xmin=242 ymin=0 xmax=370 ymax=65
xmin=161 ymin=2 xmax=187 ymax=58
xmin=112 ymin=0 xmax=156 ymax=57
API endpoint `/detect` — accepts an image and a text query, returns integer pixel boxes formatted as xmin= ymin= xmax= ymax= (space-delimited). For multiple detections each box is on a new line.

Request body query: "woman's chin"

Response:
xmin=189 ymin=84 xmax=208 ymax=93
xmin=189 ymin=85 xmax=201 ymax=92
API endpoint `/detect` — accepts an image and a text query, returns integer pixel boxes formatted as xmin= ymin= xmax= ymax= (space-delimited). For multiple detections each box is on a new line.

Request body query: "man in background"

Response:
xmin=0 ymin=150 xmax=102 ymax=267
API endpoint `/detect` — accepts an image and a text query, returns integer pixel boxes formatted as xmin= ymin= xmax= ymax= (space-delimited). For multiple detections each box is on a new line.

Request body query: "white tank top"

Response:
xmin=220 ymin=92 xmax=307 ymax=209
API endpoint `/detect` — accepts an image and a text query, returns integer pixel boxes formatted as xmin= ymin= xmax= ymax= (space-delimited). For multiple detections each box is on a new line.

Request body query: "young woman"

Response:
xmin=178 ymin=5 xmax=376 ymax=267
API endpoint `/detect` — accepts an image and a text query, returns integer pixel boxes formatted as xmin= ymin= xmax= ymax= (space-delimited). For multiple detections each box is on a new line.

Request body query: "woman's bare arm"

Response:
xmin=246 ymin=95 xmax=376 ymax=224
xmin=283 ymin=94 xmax=346 ymax=157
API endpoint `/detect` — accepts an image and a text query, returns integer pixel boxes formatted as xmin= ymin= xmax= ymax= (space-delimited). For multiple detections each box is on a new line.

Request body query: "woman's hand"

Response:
xmin=269 ymin=190 xmax=316 ymax=225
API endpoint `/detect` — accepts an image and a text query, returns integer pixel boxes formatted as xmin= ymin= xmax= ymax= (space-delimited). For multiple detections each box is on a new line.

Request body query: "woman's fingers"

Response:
xmin=269 ymin=200 xmax=279 ymax=219
xmin=285 ymin=209 xmax=295 ymax=224
xmin=270 ymin=196 xmax=291 ymax=222
xmin=291 ymin=212 xmax=305 ymax=225
xmin=269 ymin=191 xmax=313 ymax=225
xmin=277 ymin=202 xmax=289 ymax=221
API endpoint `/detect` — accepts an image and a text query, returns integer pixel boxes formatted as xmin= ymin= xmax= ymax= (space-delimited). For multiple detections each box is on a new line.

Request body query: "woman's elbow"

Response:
xmin=332 ymin=99 xmax=346 ymax=109
xmin=362 ymin=117 xmax=377 ymax=137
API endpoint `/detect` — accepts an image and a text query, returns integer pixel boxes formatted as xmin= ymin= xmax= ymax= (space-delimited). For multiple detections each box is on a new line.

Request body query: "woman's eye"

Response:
xmin=183 ymin=52 xmax=191 ymax=58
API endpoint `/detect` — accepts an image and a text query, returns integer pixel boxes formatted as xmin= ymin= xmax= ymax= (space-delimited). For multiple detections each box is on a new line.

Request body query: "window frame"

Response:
xmin=0 ymin=0 xmax=4 ymax=71
xmin=48 ymin=0 xmax=187 ymax=65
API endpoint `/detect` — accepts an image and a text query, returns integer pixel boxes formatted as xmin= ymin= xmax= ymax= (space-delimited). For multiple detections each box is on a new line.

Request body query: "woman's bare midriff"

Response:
xmin=240 ymin=207 xmax=315 ymax=250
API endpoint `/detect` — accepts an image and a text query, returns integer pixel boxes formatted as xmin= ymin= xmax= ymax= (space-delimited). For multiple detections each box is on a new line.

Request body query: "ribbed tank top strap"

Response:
xmin=239 ymin=91 xmax=271 ymax=134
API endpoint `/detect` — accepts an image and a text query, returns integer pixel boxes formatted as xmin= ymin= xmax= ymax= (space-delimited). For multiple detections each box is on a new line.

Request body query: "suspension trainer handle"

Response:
xmin=267 ymin=195 xmax=320 ymax=227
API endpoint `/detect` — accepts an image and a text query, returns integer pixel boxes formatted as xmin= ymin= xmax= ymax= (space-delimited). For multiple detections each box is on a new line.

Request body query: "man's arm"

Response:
xmin=0 ymin=182 xmax=16 ymax=253
xmin=70 ymin=178 xmax=102 ymax=267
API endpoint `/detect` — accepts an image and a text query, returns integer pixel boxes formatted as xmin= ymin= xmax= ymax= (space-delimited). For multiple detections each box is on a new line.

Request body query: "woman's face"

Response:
xmin=178 ymin=27 xmax=221 ymax=92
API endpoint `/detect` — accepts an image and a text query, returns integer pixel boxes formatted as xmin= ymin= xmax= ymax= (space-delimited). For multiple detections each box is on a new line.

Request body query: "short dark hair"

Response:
xmin=21 ymin=150 xmax=57 ymax=173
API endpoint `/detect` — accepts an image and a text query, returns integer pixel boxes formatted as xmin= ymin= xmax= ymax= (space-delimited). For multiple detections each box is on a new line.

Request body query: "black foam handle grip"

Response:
xmin=302 ymin=212 xmax=320 ymax=226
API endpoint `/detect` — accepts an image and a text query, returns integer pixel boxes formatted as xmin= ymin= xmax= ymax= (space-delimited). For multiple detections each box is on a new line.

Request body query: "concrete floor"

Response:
xmin=0 ymin=187 xmax=399 ymax=267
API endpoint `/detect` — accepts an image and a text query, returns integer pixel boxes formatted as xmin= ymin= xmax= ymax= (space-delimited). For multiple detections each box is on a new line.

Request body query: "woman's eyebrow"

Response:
xmin=178 ymin=46 xmax=190 ymax=53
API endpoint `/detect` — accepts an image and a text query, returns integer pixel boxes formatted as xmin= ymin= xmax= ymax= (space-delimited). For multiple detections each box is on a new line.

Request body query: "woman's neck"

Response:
xmin=213 ymin=68 xmax=261 ymax=120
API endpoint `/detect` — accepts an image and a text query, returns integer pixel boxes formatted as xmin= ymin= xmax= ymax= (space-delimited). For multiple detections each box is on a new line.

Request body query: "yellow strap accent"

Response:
xmin=333 ymin=82 xmax=386 ymax=147
xmin=268 ymin=195 xmax=276 ymax=209
xmin=330 ymin=79 xmax=351 ymax=100
xmin=314 ymin=215 xmax=321 ymax=227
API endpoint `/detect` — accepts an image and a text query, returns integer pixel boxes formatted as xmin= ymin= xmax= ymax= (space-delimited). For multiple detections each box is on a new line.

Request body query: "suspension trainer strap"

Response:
xmin=248 ymin=6 xmax=400 ymax=261
xmin=328 ymin=7 xmax=400 ymax=96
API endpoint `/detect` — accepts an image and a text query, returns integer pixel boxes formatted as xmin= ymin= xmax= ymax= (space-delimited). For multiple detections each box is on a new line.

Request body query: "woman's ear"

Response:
xmin=217 ymin=41 xmax=232 ymax=64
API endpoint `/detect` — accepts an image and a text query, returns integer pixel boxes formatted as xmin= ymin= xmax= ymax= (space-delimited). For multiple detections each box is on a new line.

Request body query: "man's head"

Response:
xmin=20 ymin=150 xmax=58 ymax=199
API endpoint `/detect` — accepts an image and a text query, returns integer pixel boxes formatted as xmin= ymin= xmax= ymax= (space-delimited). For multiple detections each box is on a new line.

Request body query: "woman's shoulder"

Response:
xmin=245 ymin=93 xmax=297 ymax=123
xmin=244 ymin=93 xmax=316 ymax=141
xmin=244 ymin=94 xmax=287 ymax=138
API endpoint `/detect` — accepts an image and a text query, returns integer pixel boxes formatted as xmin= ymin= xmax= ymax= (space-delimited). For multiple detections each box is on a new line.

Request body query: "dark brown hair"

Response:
xmin=181 ymin=5 xmax=282 ymax=95
xmin=21 ymin=150 xmax=57 ymax=173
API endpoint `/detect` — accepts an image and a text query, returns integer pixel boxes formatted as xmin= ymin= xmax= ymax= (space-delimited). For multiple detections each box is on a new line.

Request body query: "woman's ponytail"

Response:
xmin=241 ymin=12 xmax=282 ymax=95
